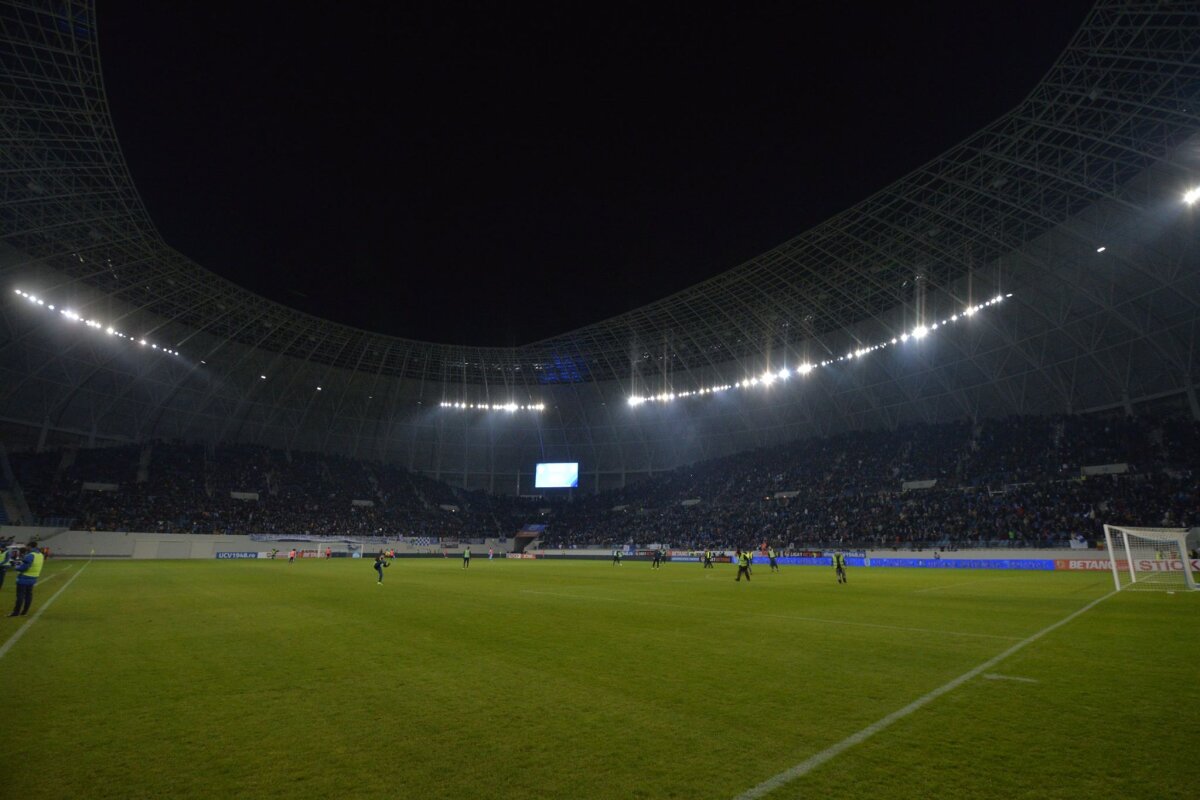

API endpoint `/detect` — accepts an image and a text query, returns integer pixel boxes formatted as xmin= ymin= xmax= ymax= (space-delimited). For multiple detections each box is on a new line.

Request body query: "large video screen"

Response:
xmin=535 ymin=462 xmax=579 ymax=488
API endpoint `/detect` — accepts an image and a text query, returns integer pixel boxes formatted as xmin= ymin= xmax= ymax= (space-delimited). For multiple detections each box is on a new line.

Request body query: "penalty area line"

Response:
xmin=0 ymin=562 xmax=89 ymax=662
xmin=732 ymin=589 xmax=1116 ymax=800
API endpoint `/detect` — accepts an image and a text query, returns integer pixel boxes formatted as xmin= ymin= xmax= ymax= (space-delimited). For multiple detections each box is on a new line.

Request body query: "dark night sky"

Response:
xmin=98 ymin=1 xmax=1096 ymax=346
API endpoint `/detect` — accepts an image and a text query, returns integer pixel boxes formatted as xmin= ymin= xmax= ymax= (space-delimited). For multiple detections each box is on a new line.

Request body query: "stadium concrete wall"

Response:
xmin=0 ymin=528 xmax=515 ymax=559
xmin=0 ymin=524 xmax=67 ymax=543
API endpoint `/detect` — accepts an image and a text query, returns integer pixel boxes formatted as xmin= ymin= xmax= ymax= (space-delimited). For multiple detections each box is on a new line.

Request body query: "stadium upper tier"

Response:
xmin=1 ymin=1 xmax=1199 ymax=477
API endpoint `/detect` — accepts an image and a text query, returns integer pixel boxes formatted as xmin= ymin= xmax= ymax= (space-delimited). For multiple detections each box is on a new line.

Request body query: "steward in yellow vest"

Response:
xmin=10 ymin=546 xmax=45 ymax=617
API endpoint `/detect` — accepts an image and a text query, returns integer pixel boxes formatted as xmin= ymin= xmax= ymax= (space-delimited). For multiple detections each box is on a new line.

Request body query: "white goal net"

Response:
xmin=1102 ymin=525 xmax=1197 ymax=592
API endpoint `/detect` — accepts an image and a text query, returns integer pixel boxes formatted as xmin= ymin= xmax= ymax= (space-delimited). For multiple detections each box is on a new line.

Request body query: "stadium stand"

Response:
xmin=8 ymin=412 xmax=1196 ymax=550
xmin=1 ymin=1 xmax=1198 ymax=561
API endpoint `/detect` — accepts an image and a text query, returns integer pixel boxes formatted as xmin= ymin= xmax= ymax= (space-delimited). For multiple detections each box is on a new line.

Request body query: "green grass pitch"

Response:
xmin=1 ymin=557 xmax=1196 ymax=799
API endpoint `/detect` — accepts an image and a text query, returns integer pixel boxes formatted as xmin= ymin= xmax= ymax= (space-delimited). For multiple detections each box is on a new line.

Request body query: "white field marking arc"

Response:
xmin=520 ymin=589 xmax=1024 ymax=642
xmin=0 ymin=562 xmax=89 ymax=662
xmin=982 ymin=673 xmax=1040 ymax=683
xmin=731 ymin=590 xmax=1115 ymax=800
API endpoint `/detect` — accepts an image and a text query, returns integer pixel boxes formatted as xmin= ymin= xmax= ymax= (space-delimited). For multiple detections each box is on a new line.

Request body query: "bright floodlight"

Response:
xmin=912 ymin=325 xmax=929 ymax=339
xmin=798 ymin=363 xmax=813 ymax=375
xmin=1184 ymin=186 xmax=1200 ymax=205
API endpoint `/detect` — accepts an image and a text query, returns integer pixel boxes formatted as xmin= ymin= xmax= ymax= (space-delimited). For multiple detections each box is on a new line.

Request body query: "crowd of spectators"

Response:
xmin=5 ymin=412 xmax=1198 ymax=550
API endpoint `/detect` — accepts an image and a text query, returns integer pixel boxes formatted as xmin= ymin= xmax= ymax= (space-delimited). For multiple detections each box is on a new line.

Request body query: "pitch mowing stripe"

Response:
xmin=911 ymin=576 xmax=1015 ymax=593
xmin=731 ymin=589 xmax=1116 ymax=800
xmin=521 ymin=589 xmax=1024 ymax=641
xmin=0 ymin=562 xmax=88 ymax=661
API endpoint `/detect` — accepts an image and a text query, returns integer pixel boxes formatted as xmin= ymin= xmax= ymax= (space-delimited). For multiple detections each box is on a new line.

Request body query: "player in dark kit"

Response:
xmin=735 ymin=549 xmax=751 ymax=582
xmin=375 ymin=553 xmax=389 ymax=584
xmin=652 ymin=550 xmax=662 ymax=569
xmin=0 ymin=545 xmax=13 ymax=589
xmin=833 ymin=551 xmax=848 ymax=584
xmin=768 ymin=547 xmax=780 ymax=573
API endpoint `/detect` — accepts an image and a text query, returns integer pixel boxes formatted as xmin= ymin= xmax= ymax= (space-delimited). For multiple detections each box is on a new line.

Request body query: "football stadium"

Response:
xmin=1 ymin=2 xmax=1199 ymax=798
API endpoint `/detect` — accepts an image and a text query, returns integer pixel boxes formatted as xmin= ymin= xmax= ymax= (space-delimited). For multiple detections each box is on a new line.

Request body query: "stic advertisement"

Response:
xmin=1055 ymin=558 xmax=1200 ymax=572
xmin=215 ymin=551 xmax=260 ymax=559
xmin=506 ymin=553 xmax=537 ymax=559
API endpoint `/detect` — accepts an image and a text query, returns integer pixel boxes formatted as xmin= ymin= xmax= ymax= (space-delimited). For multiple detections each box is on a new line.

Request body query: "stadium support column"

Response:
xmin=1187 ymin=383 xmax=1200 ymax=421
xmin=915 ymin=273 xmax=928 ymax=329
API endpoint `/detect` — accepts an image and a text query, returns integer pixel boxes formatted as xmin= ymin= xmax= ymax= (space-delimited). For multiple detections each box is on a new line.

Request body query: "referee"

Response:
xmin=833 ymin=551 xmax=848 ymax=584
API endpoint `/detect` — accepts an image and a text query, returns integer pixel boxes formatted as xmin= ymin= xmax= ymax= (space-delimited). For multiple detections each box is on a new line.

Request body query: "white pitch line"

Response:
xmin=983 ymin=673 xmax=1039 ymax=683
xmin=520 ymin=589 xmax=1023 ymax=642
xmin=0 ymin=562 xmax=88 ymax=662
xmin=732 ymin=590 xmax=1115 ymax=800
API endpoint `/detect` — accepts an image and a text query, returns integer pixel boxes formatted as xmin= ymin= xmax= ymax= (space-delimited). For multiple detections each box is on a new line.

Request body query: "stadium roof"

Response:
xmin=1 ymin=0 xmax=1198 ymax=478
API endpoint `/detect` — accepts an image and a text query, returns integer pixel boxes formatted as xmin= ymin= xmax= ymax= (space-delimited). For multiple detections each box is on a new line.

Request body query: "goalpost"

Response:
xmin=1102 ymin=524 xmax=1197 ymax=592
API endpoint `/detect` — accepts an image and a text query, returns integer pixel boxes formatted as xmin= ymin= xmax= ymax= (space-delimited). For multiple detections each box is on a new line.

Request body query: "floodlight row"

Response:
xmin=628 ymin=294 xmax=1013 ymax=407
xmin=439 ymin=401 xmax=545 ymax=412
xmin=13 ymin=288 xmax=182 ymax=357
